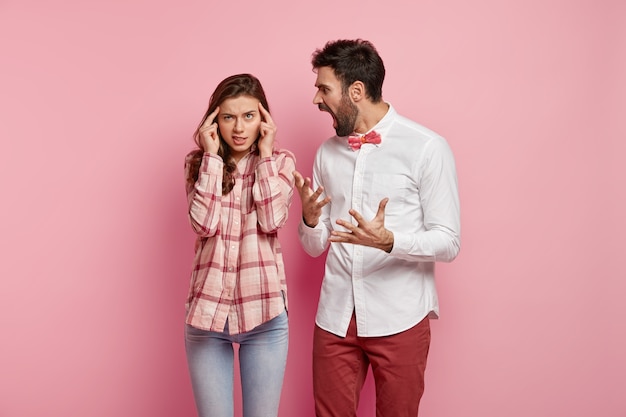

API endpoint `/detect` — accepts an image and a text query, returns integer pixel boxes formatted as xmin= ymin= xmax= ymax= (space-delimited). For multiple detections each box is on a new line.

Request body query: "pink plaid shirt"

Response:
xmin=184 ymin=149 xmax=296 ymax=334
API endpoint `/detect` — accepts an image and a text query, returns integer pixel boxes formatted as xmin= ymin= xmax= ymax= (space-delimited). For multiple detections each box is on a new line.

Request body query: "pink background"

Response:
xmin=1 ymin=0 xmax=625 ymax=416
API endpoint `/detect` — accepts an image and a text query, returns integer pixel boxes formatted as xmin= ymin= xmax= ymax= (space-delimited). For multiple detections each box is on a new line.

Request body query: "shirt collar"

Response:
xmin=361 ymin=102 xmax=395 ymax=147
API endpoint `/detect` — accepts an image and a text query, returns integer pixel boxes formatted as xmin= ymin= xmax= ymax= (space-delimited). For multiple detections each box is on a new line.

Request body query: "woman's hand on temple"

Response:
xmin=198 ymin=106 xmax=220 ymax=155
xmin=257 ymin=102 xmax=276 ymax=158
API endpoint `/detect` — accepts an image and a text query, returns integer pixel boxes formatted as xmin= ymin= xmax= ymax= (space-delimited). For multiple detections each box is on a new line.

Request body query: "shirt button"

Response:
xmin=228 ymin=267 xmax=233 ymax=272
xmin=231 ymin=245 xmax=236 ymax=249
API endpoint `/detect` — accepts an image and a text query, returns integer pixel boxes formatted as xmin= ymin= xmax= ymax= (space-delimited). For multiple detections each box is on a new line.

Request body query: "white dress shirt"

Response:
xmin=299 ymin=104 xmax=461 ymax=337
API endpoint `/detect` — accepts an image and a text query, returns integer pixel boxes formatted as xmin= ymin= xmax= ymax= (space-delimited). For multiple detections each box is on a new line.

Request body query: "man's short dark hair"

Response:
xmin=311 ymin=39 xmax=385 ymax=102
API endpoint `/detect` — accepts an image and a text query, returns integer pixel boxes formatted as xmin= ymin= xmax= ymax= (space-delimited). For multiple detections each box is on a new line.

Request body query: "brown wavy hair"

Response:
xmin=186 ymin=73 xmax=270 ymax=195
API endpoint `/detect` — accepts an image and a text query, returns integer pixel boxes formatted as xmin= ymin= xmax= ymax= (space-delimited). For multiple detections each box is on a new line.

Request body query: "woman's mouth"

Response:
xmin=232 ymin=136 xmax=247 ymax=146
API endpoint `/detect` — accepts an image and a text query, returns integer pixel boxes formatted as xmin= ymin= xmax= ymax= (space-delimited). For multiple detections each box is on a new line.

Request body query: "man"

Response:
xmin=294 ymin=39 xmax=461 ymax=417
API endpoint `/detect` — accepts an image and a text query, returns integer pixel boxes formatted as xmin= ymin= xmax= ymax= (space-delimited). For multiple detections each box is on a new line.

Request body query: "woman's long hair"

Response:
xmin=186 ymin=74 xmax=270 ymax=195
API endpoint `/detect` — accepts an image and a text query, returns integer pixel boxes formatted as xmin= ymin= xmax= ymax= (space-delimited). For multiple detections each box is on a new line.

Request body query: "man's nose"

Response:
xmin=312 ymin=91 xmax=322 ymax=105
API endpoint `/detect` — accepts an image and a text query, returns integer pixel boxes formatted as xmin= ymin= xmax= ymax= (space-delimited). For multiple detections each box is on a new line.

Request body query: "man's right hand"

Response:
xmin=293 ymin=171 xmax=331 ymax=228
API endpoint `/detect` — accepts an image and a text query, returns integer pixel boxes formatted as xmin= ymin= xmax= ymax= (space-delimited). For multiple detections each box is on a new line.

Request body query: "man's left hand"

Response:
xmin=330 ymin=198 xmax=394 ymax=253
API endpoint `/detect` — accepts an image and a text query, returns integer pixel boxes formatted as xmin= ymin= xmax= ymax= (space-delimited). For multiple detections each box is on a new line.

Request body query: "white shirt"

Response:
xmin=298 ymin=104 xmax=461 ymax=337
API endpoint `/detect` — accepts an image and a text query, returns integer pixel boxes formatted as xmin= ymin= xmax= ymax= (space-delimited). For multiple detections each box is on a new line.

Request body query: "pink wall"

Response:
xmin=1 ymin=0 xmax=625 ymax=416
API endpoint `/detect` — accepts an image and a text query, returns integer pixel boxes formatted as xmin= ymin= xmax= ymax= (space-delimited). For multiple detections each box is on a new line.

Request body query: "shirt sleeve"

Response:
xmin=390 ymin=137 xmax=461 ymax=262
xmin=297 ymin=148 xmax=332 ymax=257
xmin=185 ymin=152 xmax=224 ymax=237
xmin=253 ymin=149 xmax=296 ymax=233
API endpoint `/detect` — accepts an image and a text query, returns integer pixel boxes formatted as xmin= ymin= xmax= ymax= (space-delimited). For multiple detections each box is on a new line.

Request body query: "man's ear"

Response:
xmin=349 ymin=81 xmax=365 ymax=102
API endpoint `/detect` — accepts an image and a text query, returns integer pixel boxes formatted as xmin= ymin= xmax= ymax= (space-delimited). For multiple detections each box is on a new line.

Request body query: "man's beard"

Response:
xmin=320 ymin=94 xmax=359 ymax=137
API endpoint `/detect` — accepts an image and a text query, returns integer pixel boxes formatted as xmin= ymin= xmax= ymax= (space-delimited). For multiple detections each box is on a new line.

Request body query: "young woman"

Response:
xmin=184 ymin=74 xmax=295 ymax=417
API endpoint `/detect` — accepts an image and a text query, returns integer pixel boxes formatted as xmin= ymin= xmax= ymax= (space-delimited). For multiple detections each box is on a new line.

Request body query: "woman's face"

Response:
xmin=217 ymin=95 xmax=262 ymax=162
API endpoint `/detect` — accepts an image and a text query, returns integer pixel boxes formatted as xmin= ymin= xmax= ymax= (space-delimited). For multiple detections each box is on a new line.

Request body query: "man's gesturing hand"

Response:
xmin=330 ymin=198 xmax=394 ymax=253
xmin=293 ymin=171 xmax=330 ymax=228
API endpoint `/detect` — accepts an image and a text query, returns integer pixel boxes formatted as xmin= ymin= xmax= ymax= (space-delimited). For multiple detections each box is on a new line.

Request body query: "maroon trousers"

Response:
xmin=313 ymin=314 xmax=431 ymax=417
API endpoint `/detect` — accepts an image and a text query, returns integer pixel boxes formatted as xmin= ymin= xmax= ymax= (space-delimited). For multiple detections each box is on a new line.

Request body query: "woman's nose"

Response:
xmin=234 ymin=118 xmax=244 ymax=132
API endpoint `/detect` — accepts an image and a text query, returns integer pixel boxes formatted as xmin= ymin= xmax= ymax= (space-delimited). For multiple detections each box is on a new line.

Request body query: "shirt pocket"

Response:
xmin=367 ymin=173 xmax=416 ymax=211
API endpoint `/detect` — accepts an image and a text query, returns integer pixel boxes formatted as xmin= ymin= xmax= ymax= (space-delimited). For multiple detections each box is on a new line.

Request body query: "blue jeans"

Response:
xmin=185 ymin=311 xmax=289 ymax=417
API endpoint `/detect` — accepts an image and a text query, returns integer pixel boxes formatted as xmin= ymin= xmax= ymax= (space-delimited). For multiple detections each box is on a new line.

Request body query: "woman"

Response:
xmin=184 ymin=74 xmax=295 ymax=417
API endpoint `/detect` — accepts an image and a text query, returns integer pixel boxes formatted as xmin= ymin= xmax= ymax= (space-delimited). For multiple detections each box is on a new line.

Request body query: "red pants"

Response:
xmin=313 ymin=314 xmax=431 ymax=417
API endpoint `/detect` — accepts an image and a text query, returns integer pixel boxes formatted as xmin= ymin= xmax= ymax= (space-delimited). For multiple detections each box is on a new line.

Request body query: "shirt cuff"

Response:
xmin=255 ymin=156 xmax=277 ymax=178
xmin=200 ymin=153 xmax=223 ymax=175
xmin=389 ymin=231 xmax=410 ymax=256
xmin=299 ymin=216 xmax=323 ymax=232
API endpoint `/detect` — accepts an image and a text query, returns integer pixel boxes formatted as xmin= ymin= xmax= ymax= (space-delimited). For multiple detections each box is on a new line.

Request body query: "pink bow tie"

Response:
xmin=348 ymin=131 xmax=382 ymax=151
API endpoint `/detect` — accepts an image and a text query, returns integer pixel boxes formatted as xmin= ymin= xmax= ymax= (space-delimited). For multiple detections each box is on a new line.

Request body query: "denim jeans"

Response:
xmin=185 ymin=311 xmax=289 ymax=417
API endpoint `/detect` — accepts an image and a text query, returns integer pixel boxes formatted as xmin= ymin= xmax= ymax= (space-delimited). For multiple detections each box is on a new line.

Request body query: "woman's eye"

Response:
xmin=245 ymin=113 xmax=254 ymax=119
xmin=223 ymin=115 xmax=232 ymax=121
